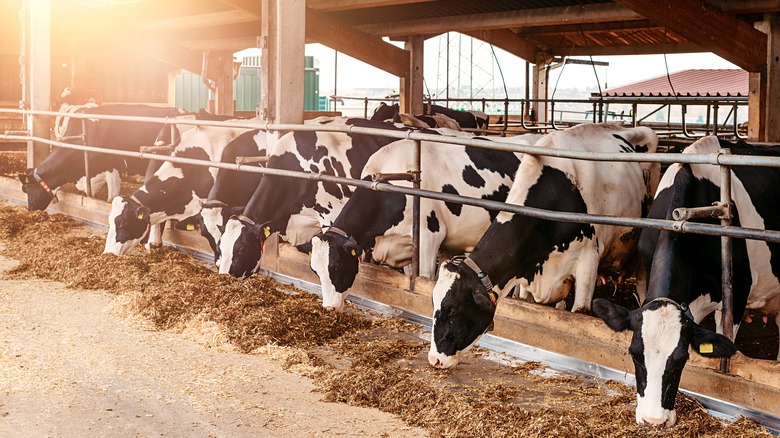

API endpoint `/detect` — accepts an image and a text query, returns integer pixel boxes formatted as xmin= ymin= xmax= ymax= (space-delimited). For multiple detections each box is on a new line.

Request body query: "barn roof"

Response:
xmin=596 ymin=69 xmax=749 ymax=98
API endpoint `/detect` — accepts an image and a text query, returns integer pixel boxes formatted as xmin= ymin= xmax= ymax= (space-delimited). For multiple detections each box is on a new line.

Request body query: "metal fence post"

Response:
xmin=719 ymin=148 xmax=733 ymax=374
xmin=81 ymin=118 xmax=92 ymax=198
xmin=410 ymin=139 xmax=422 ymax=293
xmin=364 ymin=97 xmax=369 ymax=119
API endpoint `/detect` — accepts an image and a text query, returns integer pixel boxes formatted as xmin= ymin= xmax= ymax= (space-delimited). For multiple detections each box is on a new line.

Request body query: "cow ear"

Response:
xmin=689 ymin=324 xmax=736 ymax=358
xmin=255 ymin=224 xmax=271 ymax=239
xmin=174 ymin=214 xmax=200 ymax=231
xmin=343 ymin=241 xmax=362 ymax=258
xmin=227 ymin=206 xmax=245 ymax=217
xmin=135 ymin=205 xmax=151 ymax=221
xmin=296 ymin=241 xmax=313 ymax=255
xmin=592 ymin=298 xmax=632 ymax=332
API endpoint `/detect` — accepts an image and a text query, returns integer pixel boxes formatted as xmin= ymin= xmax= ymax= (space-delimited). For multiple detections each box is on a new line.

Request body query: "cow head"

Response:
xmin=217 ymin=215 xmax=265 ymax=278
xmin=593 ymin=298 xmax=735 ymax=427
xmin=370 ymin=102 xmax=399 ymax=122
xmin=104 ymin=195 xmax=152 ymax=256
xmin=196 ymin=201 xmax=245 ymax=263
xmin=309 ymin=229 xmax=363 ymax=310
xmin=19 ymin=169 xmax=57 ymax=211
xmin=428 ymin=258 xmax=498 ymax=369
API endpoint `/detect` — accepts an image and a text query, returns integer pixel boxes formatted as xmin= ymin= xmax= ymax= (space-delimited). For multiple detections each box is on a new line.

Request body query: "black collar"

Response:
xmin=645 ymin=297 xmax=695 ymax=322
xmin=452 ymin=255 xmax=498 ymax=305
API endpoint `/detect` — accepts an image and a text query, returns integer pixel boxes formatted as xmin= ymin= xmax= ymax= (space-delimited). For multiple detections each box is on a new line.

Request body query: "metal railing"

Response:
xmin=2 ymin=107 xmax=778 ymax=374
xmin=330 ymin=95 xmax=749 ymax=139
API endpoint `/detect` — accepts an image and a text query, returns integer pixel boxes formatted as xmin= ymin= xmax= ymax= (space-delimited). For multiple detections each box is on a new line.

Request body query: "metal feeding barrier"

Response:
xmin=2 ymin=107 xmax=779 ymax=378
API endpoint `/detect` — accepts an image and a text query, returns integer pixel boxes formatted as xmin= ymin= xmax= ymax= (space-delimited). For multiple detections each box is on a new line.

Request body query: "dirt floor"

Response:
xmin=0 ymin=254 xmax=425 ymax=437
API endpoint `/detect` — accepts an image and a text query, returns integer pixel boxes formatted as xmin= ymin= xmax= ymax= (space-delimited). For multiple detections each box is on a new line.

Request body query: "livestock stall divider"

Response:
xmin=1 ymin=108 xmax=779 ymax=423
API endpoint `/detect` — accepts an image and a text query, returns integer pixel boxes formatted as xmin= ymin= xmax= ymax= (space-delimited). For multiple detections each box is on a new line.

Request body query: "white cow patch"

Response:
xmin=310 ymin=236 xmax=345 ymax=310
xmin=217 ymin=218 xmax=244 ymax=275
xmin=636 ymin=305 xmax=681 ymax=427
xmin=104 ymin=196 xmax=148 ymax=256
xmin=428 ymin=267 xmax=461 ymax=369
xmin=200 ymin=206 xmax=225 ymax=246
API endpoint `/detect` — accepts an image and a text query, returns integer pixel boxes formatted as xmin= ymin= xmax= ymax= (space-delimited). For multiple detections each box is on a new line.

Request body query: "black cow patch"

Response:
xmin=464 ymin=146 xmax=521 ymax=179
xmin=292 ymin=131 xmax=319 ymax=160
xmin=441 ymin=184 xmax=462 ymax=216
xmin=480 ymin=184 xmax=511 ymax=221
xmin=462 ymin=165 xmax=485 ymax=188
xmin=427 ymin=211 xmax=440 ymax=233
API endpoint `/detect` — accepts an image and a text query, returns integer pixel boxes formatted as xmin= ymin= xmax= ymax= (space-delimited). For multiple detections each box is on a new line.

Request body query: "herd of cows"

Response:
xmin=16 ymin=101 xmax=780 ymax=428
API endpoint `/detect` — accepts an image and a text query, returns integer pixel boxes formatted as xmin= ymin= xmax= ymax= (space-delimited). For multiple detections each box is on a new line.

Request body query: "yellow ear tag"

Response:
xmin=699 ymin=343 xmax=714 ymax=354
xmin=263 ymin=227 xmax=270 ymax=238
xmin=186 ymin=224 xmax=195 ymax=231
xmin=351 ymin=249 xmax=357 ymax=256
xmin=137 ymin=213 xmax=144 ymax=220
xmin=308 ymin=251 xmax=312 ymax=256
xmin=24 ymin=177 xmax=29 ymax=184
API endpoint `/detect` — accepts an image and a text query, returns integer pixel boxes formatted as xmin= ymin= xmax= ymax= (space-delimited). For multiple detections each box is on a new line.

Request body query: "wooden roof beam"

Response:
xmin=307 ymin=0 xmax=432 ymax=12
xmin=551 ymin=41 xmax=705 ymax=57
xmin=462 ymin=29 xmax=538 ymax=63
xmin=306 ymin=8 xmax=409 ymax=77
xmin=615 ymin=0 xmax=766 ymax=72
xmin=134 ymin=9 xmax=256 ymax=31
xmin=358 ymin=3 xmax=643 ymax=38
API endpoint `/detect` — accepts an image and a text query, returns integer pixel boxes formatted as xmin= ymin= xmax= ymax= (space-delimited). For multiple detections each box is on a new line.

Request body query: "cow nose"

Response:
xmin=324 ymin=306 xmax=338 ymax=312
xmin=641 ymin=417 xmax=667 ymax=426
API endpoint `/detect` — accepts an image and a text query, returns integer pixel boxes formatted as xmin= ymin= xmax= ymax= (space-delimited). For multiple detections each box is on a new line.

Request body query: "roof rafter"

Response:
xmin=462 ymin=29 xmax=537 ymax=63
xmin=357 ymin=3 xmax=644 ymax=38
xmin=615 ymin=0 xmax=766 ymax=71
xmin=307 ymin=0 xmax=433 ymax=12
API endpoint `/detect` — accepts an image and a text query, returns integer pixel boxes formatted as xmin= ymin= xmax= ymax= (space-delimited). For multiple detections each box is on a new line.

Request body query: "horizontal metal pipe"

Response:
xmin=139 ymin=145 xmax=173 ymax=154
xmin=235 ymin=156 xmax=269 ymax=165
xmin=5 ymin=133 xmax=780 ymax=245
xmin=2 ymin=108 xmax=780 ymax=168
xmin=372 ymin=172 xmax=416 ymax=183
xmin=673 ymin=204 xmax=728 ymax=221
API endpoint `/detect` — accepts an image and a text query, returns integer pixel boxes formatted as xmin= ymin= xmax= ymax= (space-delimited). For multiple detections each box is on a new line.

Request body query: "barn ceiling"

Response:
xmin=4 ymin=0 xmax=779 ymax=73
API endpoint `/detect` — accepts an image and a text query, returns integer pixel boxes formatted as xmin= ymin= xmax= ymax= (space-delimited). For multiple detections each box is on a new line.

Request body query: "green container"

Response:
xmin=175 ymin=56 xmax=319 ymax=113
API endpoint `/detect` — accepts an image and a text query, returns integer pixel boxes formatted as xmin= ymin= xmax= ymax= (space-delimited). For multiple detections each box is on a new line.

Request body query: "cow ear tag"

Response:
xmin=308 ymin=251 xmax=312 ymax=256
xmin=186 ymin=224 xmax=195 ymax=231
xmin=24 ymin=177 xmax=29 ymax=184
xmin=351 ymin=249 xmax=357 ymax=257
xmin=263 ymin=227 xmax=270 ymax=238
xmin=137 ymin=213 xmax=144 ymax=220
xmin=699 ymin=343 xmax=714 ymax=354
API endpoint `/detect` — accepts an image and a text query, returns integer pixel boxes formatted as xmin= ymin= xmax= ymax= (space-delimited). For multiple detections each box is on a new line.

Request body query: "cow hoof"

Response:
xmin=145 ymin=243 xmax=163 ymax=251
xmin=572 ymin=306 xmax=592 ymax=315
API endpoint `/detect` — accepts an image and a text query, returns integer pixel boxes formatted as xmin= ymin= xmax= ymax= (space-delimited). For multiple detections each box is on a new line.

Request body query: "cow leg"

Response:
xmin=145 ymin=221 xmax=166 ymax=251
xmin=571 ymin=251 xmax=600 ymax=313
xmin=634 ymin=262 xmax=648 ymax=304
xmin=105 ymin=169 xmax=122 ymax=201
xmin=419 ymin=230 xmax=444 ymax=278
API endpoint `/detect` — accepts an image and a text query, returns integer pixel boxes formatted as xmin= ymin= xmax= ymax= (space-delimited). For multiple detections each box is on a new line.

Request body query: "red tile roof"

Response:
xmin=595 ymin=69 xmax=748 ymax=97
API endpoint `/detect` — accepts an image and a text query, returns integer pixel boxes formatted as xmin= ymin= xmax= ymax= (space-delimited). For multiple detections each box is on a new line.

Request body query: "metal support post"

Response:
xmin=364 ymin=97 xmax=369 ymax=119
xmin=81 ymin=118 xmax=92 ymax=198
xmin=713 ymin=104 xmax=720 ymax=136
xmin=719 ymin=148 xmax=734 ymax=374
xmin=410 ymin=139 xmax=421 ymax=292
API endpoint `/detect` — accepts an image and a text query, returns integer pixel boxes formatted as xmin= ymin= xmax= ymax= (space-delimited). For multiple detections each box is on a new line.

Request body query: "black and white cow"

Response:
xmin=371 ymin=102 xmax=487 ymax=130
xmin=427 ymin=123 xmax=660 ymax=370
xmin=593 ymin=135 xmax=780 ymax=427
xmin=310 ymin=133 xmax=543 ymax=310
xmin=104 ymin=124 xmax=262 ymax=255
xmin=217 ymin=118 xmax=424 ymax=278
xmin=21 ymin=104 xmax=184 ymax=211
xmin=188 ymin=129 xmax=270 ymax=261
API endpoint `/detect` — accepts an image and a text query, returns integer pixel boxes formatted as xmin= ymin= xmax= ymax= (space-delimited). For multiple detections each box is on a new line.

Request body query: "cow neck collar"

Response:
xmin=326 ymin=226 xmax=357 ymax=244
xmin=644 ymin=297 xmax=694 ymax=322
xmin=453 ymin=255 xmax=497 ymax=305
xmin=32 ymin=168 xmax=55 ymax=197
xmin=128 ymin=194 xmax=146 ymax=208
xmin=202 ymin=199 xmax=228 ymax=209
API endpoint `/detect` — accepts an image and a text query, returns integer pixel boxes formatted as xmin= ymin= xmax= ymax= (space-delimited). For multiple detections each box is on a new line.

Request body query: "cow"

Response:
xmin=104 ymin=124 xmax=262 ymax=256
xmin=182 ymin=129 xmax=270 ymax=261
xmin=593 ymin=135 xmax=780 ymax=427
xmin=426 ymin=123 xmax=660 ymax=370
xmin=310 ymin=133 xmax=543 ymax=310
xmin=20 ymin=104 xmax=184 ymax=211
xmin=217 ymin=118 xmax=429 ymax=279
xmin=370 ymin=102 xmax=486 ymax=130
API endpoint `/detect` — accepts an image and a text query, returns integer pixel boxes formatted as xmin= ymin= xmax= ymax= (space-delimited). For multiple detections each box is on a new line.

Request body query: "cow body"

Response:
xmin=217 ymin=118 xmax=420 ymax=278
xmin=594 ymin=135 xmax=780 ymax=426
xmin=310 ymin=133 xmax=543 ymax=310
xmin=21 ymin=104 xmax=184 ymax=211
xmin=428 ymin=123 xmax=660 ymax=369
xmin=104 ymin=124 xmax=261 ymax=255
xmin=371 ymin=102 xmax=487 ymax=130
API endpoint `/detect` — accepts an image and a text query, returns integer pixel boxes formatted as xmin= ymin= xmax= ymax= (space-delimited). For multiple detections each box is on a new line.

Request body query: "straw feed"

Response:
xmin=0 ymin=203 xmax=771 ymax=438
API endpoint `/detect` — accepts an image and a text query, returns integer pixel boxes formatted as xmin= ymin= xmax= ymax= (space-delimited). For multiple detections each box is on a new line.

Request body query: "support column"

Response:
xmin=400 ymin=35 xmax=424 ymax=115
xmin=260 ymin=0 xmax=305 ymax=134
xmin=750 ymin=14 xmax=780 ymax=142
xmin=204 ymin=52 xmax=236 ymax=116
xmin=24 ymin=0 xmax=51 ymax=167
xmin=532 ymin=53 xmax=549 ymax=125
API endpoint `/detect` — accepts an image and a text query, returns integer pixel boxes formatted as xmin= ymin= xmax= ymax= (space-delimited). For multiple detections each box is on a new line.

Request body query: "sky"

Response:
xmin=237 ymin=33 xmax=740 ymax=98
